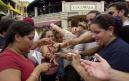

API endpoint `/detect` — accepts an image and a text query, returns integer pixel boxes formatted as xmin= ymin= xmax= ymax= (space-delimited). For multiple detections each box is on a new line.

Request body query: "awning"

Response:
xmin=34 ymin=20 xmax=61 ymax=27
xmin=8 ymin=4 xmax=22 ymax=15
xmin=0 ymin=0 xmax=8 ymax=10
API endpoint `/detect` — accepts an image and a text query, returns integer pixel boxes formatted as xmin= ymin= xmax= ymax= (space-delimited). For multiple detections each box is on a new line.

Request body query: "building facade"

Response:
xmin=28 ymin=0 xmax=104 ymax=29
xmin=27 ymin=0 xmax=128 ymax=29
xmin=0 ymin=0 xmax=29 ymax=18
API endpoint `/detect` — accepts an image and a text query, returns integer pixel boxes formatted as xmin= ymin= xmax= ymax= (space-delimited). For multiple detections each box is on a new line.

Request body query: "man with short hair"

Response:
xmin=108 ymin=2 xmax=129 ymax=26
xmin=86 ymin=10 xmax=100 ymax=25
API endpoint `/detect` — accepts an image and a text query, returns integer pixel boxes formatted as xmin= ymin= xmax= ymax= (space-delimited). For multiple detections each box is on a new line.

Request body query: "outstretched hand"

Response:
xmin=72 ymin=53 xmax=81 ymax=67
xmin=36 ymin=63 xmax=50 ymax=73
xmin=31 ymin=38 xmax=54 ymax=49
xmin=81 ymin=54 xmax=111 ymax=81
xmin=38 ymin=38 xmax=55 ymax=46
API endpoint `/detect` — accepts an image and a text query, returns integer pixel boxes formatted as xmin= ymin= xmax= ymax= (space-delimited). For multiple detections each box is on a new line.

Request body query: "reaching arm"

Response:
xmin=26 ymin=63 xmax=49 ymax=81
xmin=60 ymin=31 xmax=94 ymax=47
xmin=0 ymin=63 xmax=49 ymax=81
xmin=31 ymin=38 xmax=52 ymax=50
xmin=0 ymin=69 xmax=21 ymax=81
xmin=77 ymin=31 xmax=94 ymax=44
xmin=72 ymin=54 xmax=97 ymax=81
xmin=50 ymin=23 xmax=64 ymax=36
xmin=80 ymin=46 xmax=101 ymax=56
xmin=109 ymin=69 xmax=129 ymax=81
xmin=81 ymin=54 xmax=129 ymax=81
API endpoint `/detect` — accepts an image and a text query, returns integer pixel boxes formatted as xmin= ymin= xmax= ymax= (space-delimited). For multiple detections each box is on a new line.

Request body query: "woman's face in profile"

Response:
xmin=90 ymin=24 xmax=113 ymax=46
xmin=17 ymin=31 xmax=34 ymax=54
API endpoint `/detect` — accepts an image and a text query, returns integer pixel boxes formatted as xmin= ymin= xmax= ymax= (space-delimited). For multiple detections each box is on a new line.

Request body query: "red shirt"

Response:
xmin=0 ymin=49 xmax=35 ymax=81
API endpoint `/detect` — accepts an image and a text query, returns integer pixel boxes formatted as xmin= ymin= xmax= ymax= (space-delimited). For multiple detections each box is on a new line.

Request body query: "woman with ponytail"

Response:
xmin=0 ymin=21 xmax=51 ymax=81
xmin=89 ymin=14 xmax=129 ymax=72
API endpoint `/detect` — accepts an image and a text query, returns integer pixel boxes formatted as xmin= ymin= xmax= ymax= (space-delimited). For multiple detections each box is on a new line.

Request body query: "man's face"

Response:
xmin=108 ymin=6 xmax=123 ymax=17
xmin=76 ymin=26 xmax=84 ymax=35
xmin=71 ymin=27 xmax=77 ymax=34
xmin=86 ymin=13 xmax=96 ymax=25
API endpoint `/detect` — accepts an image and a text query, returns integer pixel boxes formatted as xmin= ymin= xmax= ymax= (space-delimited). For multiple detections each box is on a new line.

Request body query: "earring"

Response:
xmin=110 ymin=33 xmax=112 ymax=36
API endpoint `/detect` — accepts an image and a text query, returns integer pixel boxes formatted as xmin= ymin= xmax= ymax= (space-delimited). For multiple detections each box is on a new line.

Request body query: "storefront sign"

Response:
xmin=71 ymin=4 xmax=95 ymax=11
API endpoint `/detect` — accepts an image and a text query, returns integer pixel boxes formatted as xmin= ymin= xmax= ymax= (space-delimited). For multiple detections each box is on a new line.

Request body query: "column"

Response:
xmin=61 ymin=18 xmax=68 ymax=29
xmin=34 ymin=7 xmax=38 ymax=17
xmin=7 ymin=10 xmax=10 ymax=16
xmin=61 ymin=12 xmax=68 ymax=29
xmin=62 ymin=1 xmax=65 ymax=12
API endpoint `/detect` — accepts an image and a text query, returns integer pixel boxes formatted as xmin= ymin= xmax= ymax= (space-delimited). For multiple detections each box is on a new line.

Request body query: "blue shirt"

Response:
xmin=100 ymin=38 xmax=129 ymax=72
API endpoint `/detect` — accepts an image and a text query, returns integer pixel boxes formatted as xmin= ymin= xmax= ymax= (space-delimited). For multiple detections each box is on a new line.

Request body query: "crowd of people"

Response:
xmin=0 ymin=1 xmax=129 ymax=81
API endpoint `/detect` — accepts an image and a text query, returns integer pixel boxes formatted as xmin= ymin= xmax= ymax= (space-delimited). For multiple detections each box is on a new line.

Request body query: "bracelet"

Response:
xmin=31 ymin=73 xmax=39 ymax=81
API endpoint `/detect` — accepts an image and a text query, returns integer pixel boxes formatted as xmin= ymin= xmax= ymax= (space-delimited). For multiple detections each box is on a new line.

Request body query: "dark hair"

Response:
xmin=40 ymin=29 xmax=53 ymax=39
xmin=1 ymin=21 xmax=34 ymax=52
xmin=70 ymin=19 xmax=78 ymax=27
xmin=91 ymin=14 xmax=122 ymax=36
xmin=109 ymin=2 xmax=129 ymax=17
xmin=105 ymin=0 xmax=126 ymax=3
xmin=0 ymin=18 xmax=15 ymax=34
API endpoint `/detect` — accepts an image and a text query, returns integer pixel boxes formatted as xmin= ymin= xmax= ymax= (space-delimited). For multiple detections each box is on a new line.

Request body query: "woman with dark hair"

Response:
xmin=89 ymin=14 xmax=129 ymax=72
xmin=40 ymin=29 xmax=55 ymax=41
xmin=0 ymin=21 xmax=50 ymax=81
